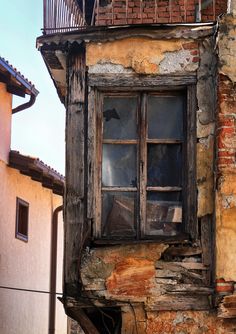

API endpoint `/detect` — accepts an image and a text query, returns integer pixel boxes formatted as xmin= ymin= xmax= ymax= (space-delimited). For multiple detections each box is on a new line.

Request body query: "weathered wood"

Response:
xmin=155 ymin=261 xmax=204 ymax=281
xmin=101 ymin=187 xmax=137 ymax=192
xmin=218 ymin=295 xmax=236 ymax=319
xmin=93 ymin=234 xmax=189 ymax=245
xmin=201 ymin=215 xmax=213 ymax=285
xmin=88 ymin=73 xmax=196 ymax=88
xmin=155 ymin=269 xmax=182 ymax=279
xmin=64 ymin=44 xmax=86 ymax=296
xmin=140 ymin=92 xmax=147 ymax=238
xmin=146 ymin=186 xmax=182 ymax=192
xmin=87 ymin=88 xmax=95 ymax=219
xmin=169 ymin=262 xmax=209 ymax=270
xmin=165 ymin=284 xmax=213 ymax=294
xmin=67 ymin=308 xmax=100 ymax=334
xmin=95 ymin=89 xmax=103 ymax=238
xmin=185 ymin=84 xmax=197 ymax=238
xmin=146 ymin=139 xmax=183 ymax=144
xmin=102 ymin=139 xmax=138 ymax=144
xmin=147 ymin=294 xmax=211 ymax=311
xmin=164 ymin=245 xmax=202 ymax=257
xmin=38 ymin=24 xmax=216 ymax=47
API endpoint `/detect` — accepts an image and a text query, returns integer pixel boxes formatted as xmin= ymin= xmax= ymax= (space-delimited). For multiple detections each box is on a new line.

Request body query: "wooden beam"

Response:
xmin=67 ymin=308 xmax=100 ymax=334
xmin=201 ymin=215 xmax=213 ymax=285
xmin=88 ymin=73 xmax=196 ymax=88
xmin=64 ymin=44 xmax=87 ymax=297
xmin=147 ymin=294 xmax=211 ymax=311
xmin=164 ymin=246 xmax=202 ymax=257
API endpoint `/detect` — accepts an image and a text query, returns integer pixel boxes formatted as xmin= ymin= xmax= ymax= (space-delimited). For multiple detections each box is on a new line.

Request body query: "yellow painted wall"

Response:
xmin=0 ymin=82 xmax=12 ymax=163
xmin=0 ymin=160 xmax=67 ymax=333
xmin=86 ymin=37 xmax=198 ymax=74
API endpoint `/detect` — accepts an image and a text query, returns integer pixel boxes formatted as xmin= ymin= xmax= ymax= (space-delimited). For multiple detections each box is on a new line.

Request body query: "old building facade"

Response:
xmin=0 ymin=57 xmax=67 ymax=334
xmin=38 ymin=0 xmax=236 ymax=332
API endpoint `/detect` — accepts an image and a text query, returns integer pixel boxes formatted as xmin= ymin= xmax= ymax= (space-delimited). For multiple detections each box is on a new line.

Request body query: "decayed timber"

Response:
xmin=64 ymin=44 xmax=87 ymax=297
xmin=147 ymin=294 xmax=211 ymax=311
xmin=87 ymin=88 xmax=96 ymax=220
xmin=218 ymin=295 xmax=236 ymax=319
xmin=155 ymin=261 xmax=204 ymax=282
xmin=185 ymin=85 xmax=197 ymax=238
xmin=88 ymin=73 xmax=196 ymax=89
xmin=37 ymin=24 xmax=216 ymax=48
xmin=201 ymin=215 xmax=213 ymax=285
xmin=67 ymin=308 xmax=100 ymax=334
xmin=164 ymin=245 xmax=202 ymax=256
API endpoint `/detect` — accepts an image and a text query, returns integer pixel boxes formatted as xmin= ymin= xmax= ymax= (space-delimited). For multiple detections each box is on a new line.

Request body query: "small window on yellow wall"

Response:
xmin=15 ymin=197 xmax=29 ymax=242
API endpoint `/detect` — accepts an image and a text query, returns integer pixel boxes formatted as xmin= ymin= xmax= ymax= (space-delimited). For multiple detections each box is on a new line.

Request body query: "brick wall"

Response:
xmin=95 ymin=0 xmax=228 ymax=26
xmin=217 ymin=74 xmax=236 ymax=171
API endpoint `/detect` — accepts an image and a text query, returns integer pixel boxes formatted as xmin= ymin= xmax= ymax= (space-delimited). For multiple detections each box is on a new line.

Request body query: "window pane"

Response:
xmin=18 ymin=204 xmax=28 ymax=236
xmin=102 ymin=192 xmax=137 ymax=237
xmin=102 ymin=144 xmax=137 ymax=187
xmin=147 ymin=144 xmax=182 ymax=187
xmin=146 ymin=192 xmax=182 ymax=236
xmin=103 ymin=96 xmax=138 ymax=139
xmin=147 ymin=95 xmax=184 ymax=139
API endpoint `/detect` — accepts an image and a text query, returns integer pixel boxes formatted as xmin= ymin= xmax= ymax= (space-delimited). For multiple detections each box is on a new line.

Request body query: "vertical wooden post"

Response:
xmin=64 ymin=44 xmax=86 ymax=297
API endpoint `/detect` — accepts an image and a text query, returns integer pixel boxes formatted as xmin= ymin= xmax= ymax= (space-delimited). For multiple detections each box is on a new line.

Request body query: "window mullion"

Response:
xmin=139 ymin=93 xmax=147 ymax=239
xmin=96 ymin=92 xmax=103 ymax=238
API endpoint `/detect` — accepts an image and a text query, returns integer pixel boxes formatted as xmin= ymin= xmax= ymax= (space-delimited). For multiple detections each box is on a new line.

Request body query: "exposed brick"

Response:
xmin=192 ymin=56 xmax=200 ymax=63
xmin=95 ymin=0 xmax=227 ymax=26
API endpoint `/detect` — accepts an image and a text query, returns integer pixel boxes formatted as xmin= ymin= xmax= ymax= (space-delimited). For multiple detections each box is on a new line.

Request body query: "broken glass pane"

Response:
xmin=102 ymin=144 xmax=137 ymax=187
xmin=147 ymin=95 xmax=184 ymax=139
xmin=147 ymin=144 xmax=182 ymax=187
xmin=146 ymin=192 xmax=182 ymax=236
xmin=102 ymin=192 xmax=137 ymax=237
xmin=103 ymin=96 xmax=138 ymax=140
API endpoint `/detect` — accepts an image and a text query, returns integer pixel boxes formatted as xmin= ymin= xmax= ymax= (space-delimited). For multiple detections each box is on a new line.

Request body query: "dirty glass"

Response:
xmin=146 ymin=192 xmax=182 ymax=236
xmin=102 ymin=192 xmax=137 ymax=237
xmin=147 ymin=144 xmax=182 ymax=187
xmin=147 ymin=95 xmax=184 ymax=139
xmin=102 ymin=144 xmax=137 ymax=187
xmin=103 ymin=96 xmax=138 ymax=140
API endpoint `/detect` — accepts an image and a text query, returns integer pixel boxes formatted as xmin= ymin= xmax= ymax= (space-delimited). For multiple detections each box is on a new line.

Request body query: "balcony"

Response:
xmin=43 ymin=0 xmax=228 ymax=35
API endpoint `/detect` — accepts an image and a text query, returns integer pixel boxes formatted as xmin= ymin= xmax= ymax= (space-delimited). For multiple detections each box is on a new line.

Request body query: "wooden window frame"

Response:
xmin=87 ymin=74 xmax=197 ymax=242
xmin=15 ymin=197 xmax=29 ymax=242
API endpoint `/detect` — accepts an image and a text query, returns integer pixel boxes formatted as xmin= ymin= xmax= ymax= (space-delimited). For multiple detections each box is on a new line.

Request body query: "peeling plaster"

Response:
xmin=159 ymin=49 xmax=198 ymax=74
xmin=86 ymin=38 xmax=184 ymax=74
xmin=88 ymin=62 xmax=133 ymax=74
xmin=219 ymin=15 xmax=236 ymax=83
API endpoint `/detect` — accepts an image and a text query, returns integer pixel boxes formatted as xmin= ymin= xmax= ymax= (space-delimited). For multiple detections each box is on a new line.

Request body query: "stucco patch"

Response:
xmin=159 ymin=49 xmax=198 ymax=74
xmin=219 ymin=15 xmax=236 ymax=82
xmin=86 ymin=38 xmax=183 ymax=74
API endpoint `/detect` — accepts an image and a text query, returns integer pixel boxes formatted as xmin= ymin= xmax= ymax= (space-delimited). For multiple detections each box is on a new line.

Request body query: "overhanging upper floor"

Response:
xmin=43 ymin=0 xmax=228 ymax=35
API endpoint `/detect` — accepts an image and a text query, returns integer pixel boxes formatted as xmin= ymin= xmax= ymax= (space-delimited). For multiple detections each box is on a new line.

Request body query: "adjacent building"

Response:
xmin=0 ymin=57 xmax=67 ymax=334
xmin=37 ymin=1 xmax=236 ymax=333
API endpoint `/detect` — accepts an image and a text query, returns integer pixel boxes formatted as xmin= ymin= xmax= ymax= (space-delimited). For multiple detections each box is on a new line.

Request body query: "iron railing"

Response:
xmin=43 ymin=0 xmax=86 ymax=34
xmin=43 ymin=0 xmax=225 ymax=35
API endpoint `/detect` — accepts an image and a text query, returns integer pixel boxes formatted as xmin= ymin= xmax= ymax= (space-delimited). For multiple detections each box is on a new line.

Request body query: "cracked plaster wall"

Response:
xmin=86 ymin=38 xmax=199 ymax=74
xmin=86 ymin=36 xmax=216 ymax=219
xmin=216 ymin=11 xmax=236 ymax=281
xmin=74 ymin=35 xmax=236 ymax=333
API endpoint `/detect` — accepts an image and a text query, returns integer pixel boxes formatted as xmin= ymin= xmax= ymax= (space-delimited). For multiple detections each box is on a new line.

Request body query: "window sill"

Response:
xmin=93 ymin=233 xmax=189 ymax=246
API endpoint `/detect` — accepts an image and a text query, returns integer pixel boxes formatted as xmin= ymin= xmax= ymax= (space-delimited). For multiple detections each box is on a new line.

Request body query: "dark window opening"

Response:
xmin=84 ymin=307 xmax=122 ymax=334
xmin=15 ymin=197 xmax=29 ymax=242
xmin=95 ymin=88 xmax=196 ymax=241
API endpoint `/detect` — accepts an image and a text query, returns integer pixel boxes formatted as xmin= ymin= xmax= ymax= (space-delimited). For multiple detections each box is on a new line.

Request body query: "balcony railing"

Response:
xmin=43 ymin=0 xmax=86 ymax=34
xmin=43 ymin=0 xmax=227 ymax=35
